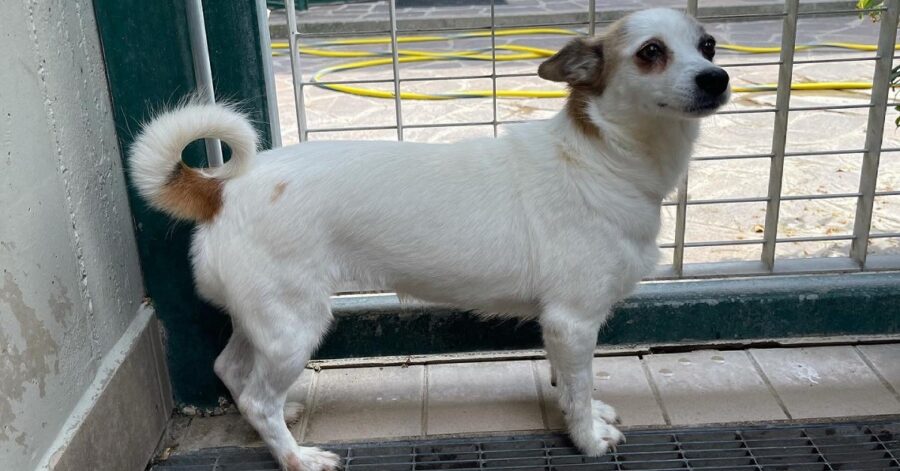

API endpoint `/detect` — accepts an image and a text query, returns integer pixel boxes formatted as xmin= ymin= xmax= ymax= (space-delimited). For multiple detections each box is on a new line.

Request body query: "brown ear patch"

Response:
xmin=565 ymin=90 xmax=602 ymax=139
xmin=542 ymin=19 xmax=628 ymax=139
xmin=156 ymin=164 xmax=223 ymax=222
xmin=538 ymin=37 xmax=603 ymax=86
xmin=539 ymin=38 xmax=608 ymax=139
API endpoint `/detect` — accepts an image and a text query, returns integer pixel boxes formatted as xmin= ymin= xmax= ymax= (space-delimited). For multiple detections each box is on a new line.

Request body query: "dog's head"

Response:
xmin=539 ymin=8 xmax=729 ymax=120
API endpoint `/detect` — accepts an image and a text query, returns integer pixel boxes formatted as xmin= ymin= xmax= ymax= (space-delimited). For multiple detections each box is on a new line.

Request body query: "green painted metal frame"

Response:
xmin=93 ymin=0 xmax=273 ymax=406
xmin=322 ymin=272 xmax=900 ymax=359
xmin=267 ymin=1 xmax=306 ymax=11
xmin=269 ymin=0 xmax=340 ymax=11
xmin=93 ymin=1 xmax=900 ymax=408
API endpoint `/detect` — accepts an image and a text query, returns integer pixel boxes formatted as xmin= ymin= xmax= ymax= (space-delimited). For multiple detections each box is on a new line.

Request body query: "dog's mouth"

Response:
xmin=681 ymin=92 xmax=729 ymax=117
xmin=684 ymin=101 xmax=722 ymax=116
xmin=656 ymin=100 xmax=722 ymax=117
xmin=656 ymin=93 xmax=728 ymax=117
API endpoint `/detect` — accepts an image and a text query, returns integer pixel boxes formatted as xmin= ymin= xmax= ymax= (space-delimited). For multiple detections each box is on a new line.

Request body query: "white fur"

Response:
xmin=130 ymin=9 xmax=727 ymax=470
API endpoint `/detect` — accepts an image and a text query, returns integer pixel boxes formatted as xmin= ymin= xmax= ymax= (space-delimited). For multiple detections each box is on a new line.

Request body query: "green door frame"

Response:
xmin=93 ymin=0 xmax=900 ymax=408
xmin=267 ymin=1 xmax=344 ymax=11
xmin=93 ymin=0 xmax=276 ymax=406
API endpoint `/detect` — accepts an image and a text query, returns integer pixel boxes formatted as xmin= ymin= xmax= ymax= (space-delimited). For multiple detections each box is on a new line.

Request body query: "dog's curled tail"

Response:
xmin=129 ymin=102 xmax=258 ymax=222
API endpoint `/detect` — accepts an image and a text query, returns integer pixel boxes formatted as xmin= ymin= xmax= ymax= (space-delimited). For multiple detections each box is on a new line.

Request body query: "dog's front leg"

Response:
xmin=541 ymin=306 xmax=624 ymax=456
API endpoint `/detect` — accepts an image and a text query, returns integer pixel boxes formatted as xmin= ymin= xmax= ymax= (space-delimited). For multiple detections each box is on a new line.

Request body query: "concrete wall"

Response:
xmin=1 ymin=1 xmax=171 ymax=470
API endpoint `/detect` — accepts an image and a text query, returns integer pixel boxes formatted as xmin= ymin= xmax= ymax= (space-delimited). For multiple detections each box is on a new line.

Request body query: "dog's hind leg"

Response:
xmin=235 ymin=298 xmax=339 ymax=471
xmin=214 ymin=326 xmax=307 ymax=426
xmin=215 ymin=325 xmax=253 ymax=403
xmin=541 ymin=305 xmax=623 ymax=456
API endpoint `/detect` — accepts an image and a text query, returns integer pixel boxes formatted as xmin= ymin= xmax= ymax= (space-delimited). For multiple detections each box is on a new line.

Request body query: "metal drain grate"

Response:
xmin=151 ymin=420 xmax=900 ymax=470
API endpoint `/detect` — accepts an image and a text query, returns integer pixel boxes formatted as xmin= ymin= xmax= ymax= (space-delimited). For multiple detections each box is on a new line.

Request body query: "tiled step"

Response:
xmin=169 ymin=344 xmax=900 ymax=451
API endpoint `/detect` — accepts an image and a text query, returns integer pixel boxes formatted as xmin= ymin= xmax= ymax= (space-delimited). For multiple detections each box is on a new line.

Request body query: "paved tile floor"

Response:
xmin=270 ymin=0 xmax=859 ymax=34
xmin=170 ymin=344 xmax=900 ymax=451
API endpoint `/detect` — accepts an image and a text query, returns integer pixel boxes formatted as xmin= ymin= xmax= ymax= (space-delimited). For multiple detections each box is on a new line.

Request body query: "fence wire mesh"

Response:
xmin=266 ymin=0 xmax=900 ymax=280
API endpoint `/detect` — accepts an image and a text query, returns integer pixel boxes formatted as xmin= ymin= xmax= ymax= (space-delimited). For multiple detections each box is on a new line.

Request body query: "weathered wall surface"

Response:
xmin=0 ymin=1 xmax=160 ymax=469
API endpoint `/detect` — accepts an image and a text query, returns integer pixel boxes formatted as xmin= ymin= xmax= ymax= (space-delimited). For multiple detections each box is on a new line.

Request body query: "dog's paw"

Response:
xmin=584 ymin=420 xmax=625 ymax=456
xmin=591 ymin=400 xmax=620 ymax=424
xmin=594 ymin=420 xmax=625 ymax=447
xmin=294 ymin=446 xmax=341 ymax=471
xmin=570 ymin=416 xmax=625 ymax=457
xmin=283 ymin=401 xmax=305 ymax=426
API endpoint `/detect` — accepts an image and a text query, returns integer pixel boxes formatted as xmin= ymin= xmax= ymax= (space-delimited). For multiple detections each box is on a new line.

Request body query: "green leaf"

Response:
xmin=857 ymin=0 xmax=885 ymax=20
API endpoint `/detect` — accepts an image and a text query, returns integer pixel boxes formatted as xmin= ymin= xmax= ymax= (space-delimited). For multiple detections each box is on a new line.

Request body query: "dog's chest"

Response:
xmin=532 ymin=194 xmax=661 ymax=299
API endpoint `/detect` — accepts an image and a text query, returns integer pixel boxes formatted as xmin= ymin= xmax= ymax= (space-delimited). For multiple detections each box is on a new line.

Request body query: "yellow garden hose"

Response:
xmin=270 ymin=28 xmax=899 ymax=100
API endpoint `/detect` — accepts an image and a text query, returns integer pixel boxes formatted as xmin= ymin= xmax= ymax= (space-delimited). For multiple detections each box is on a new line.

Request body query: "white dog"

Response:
xmin=130 ymin=8 xmax=728 ymax=471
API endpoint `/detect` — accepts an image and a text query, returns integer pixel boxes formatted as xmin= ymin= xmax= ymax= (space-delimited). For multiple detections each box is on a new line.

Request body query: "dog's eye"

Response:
xmin=700 ymin=37 xmax=716 ymax=60
xmin=637 ymin=42 xmax=664 ymax=61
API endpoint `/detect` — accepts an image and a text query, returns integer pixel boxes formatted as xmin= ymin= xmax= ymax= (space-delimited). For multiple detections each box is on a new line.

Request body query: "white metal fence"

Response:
xmin=264 ymin=0 xmax=900 ymax=281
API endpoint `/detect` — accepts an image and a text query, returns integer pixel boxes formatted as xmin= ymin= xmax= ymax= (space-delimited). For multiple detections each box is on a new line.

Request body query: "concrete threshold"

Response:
xmin=158 ymin=341 xmax=900 ymax=455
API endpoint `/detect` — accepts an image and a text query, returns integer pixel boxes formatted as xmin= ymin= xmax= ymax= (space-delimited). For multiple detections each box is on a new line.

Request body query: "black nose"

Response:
xmin=695 ymin=68 xmax=729 ymax=96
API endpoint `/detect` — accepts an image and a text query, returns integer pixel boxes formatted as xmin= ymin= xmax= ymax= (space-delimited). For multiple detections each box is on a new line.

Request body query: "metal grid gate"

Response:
xmin=261 ymin=0 xmax=900 ymax=283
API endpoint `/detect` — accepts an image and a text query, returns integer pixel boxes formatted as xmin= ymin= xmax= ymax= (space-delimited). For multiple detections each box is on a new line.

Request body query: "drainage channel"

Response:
xmin=150 ymin=419 xmax=900 ymax=470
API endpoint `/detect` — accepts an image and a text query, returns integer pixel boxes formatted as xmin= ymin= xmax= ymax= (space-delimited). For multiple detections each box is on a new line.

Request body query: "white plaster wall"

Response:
xmin=1 ymin=1 xmax=147 ymax=469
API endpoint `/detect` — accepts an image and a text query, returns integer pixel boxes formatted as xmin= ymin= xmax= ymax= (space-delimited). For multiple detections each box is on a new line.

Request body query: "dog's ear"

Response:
xmin=538 ymin=37 xmax=603 ymax=86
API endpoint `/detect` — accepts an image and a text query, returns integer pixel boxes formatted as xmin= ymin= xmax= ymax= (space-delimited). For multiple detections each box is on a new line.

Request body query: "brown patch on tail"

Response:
xmin=156 ymin=164 xmax=223 ymax=222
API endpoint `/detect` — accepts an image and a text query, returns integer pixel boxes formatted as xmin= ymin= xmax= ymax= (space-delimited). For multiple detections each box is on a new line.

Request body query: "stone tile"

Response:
xmin=645 ymin=350 xmax=787 ymax=425
xmin=305 ymin=365 xmax=424 ymax=442
xmin=177 ymin=366 xmax=312 ymax=451
xmin=55 ymin=325 xmax=172 ymax=471
xmin=858 ymin=344 xmax=900 ymax=395
xmin=287 ymin=368 xmax=316 ymax=439
xmin=534 ymin=357 xmax=666 ymax=429
xmin=180 ymin=414 xmax=262 ymax=451
xmin=178 ymin=370 xmax=315 ymax=447
xmin=427 ymin=361 xmax=543 ymax=435
xmin=284 ymin=0 xmax=862 ymax=31
xmin=148 ymin=316 xmax=174 ymax=414
xmin=751 ymin=347 xmax=900 ymax=419
xmin=287 ymin=368 xmax=316 ymax=407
